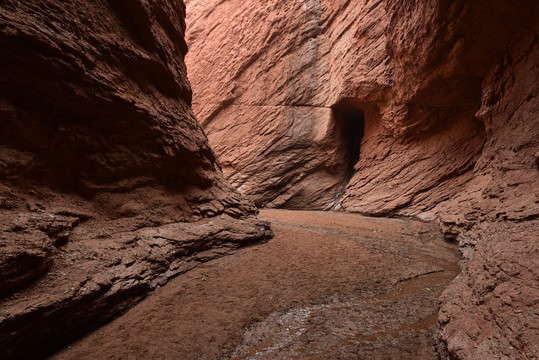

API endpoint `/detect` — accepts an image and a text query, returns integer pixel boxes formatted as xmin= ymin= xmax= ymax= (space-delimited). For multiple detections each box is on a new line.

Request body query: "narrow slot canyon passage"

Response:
xmin=52 ymin=210 xmax=460 ymax=360
xmin=326 ymin=102 xmax=366 ymax=207
xmin=1 ymin=0 xmax=537 ymax=359
xmin=333 ymin=103 xmax=365 ymax=184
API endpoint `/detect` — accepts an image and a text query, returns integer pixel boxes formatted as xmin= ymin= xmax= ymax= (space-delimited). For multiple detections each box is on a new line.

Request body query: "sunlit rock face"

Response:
xmin=186 ymin=0 xmax=539 ymax=358
xmin=186 ymin=0 xmax=392 ymax=210
xmin=0 ymin=1 xmax=271 ymax=359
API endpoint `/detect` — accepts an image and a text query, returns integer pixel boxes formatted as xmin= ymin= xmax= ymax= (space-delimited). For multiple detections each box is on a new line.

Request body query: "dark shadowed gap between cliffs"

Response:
xmin=328 ymin=101 xmax=366 ymax=207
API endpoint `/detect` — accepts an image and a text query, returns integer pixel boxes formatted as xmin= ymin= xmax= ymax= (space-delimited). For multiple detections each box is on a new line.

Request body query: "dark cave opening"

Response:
xmin=332 ymin=102 xmax=365 ymax=184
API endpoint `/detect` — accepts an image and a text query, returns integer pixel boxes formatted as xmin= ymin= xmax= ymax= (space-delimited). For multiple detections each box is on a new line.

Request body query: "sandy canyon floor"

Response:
xmin=51 ymin=210 xmax=460 ymax=360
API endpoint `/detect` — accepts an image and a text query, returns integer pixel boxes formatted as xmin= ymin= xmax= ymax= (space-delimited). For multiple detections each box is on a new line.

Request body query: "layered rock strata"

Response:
xmin=186 ymin=0 xmax=538 ymax=358
xmin=0 ymin=1 xmax=271 ymax=359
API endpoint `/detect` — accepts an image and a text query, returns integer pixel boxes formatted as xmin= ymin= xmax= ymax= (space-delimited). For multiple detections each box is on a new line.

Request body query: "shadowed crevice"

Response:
xmin=329 ymin=101 xmax=365 ymax=206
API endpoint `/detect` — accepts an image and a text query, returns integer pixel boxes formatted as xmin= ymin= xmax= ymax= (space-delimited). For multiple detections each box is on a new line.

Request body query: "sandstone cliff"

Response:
xmin=186 ymin=0 xmax=538 ymax=358
xmin=0 ymin=1 xmax=271 ymax=359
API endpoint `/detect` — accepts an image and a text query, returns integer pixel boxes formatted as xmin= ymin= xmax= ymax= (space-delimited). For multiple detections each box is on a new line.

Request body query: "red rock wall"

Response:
xmin=383 ymin=1 xmax=539 ymax=358
xmin=186 ymin=0 xmax=392 ymax=209
xmin=186 ymin=0 xmax=538 ymax=358
xmin=0 ymin=1 xmax=271 ymax=359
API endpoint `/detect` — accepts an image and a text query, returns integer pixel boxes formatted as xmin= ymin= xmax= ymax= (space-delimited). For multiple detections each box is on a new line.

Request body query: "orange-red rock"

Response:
xmin=187 ymin=0 xmax=392 ymax=209
xmin=186 ymin=0 xmax=538 ymax=358
xmin=0 ymin=1 xmax=271 ymax=359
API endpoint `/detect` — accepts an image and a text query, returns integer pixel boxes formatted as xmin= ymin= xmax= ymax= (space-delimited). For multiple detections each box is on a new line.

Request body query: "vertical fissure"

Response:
xmin=328 ymin=102 xmax=365 ymax=208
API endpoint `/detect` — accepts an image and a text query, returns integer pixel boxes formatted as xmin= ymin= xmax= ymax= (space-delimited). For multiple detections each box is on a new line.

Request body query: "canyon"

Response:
xmin=0 ymin=1 xmax=271 ymax=359
xmin=0 ymin=0 xmax=538 ymax=359
xmin=186 ymin=0 xmax=539 ymax=358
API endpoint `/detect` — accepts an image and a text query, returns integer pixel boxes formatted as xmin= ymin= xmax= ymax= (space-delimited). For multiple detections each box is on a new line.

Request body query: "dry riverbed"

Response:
xmin=51 ymin=210 xmax=460 ymax=359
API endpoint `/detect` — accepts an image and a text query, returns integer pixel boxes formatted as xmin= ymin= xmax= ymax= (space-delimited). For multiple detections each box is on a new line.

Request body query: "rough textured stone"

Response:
xmin=187 ymin=0 xmax=392 ymax=209
xmin=186 ymin=0 xmax=538 ymax=358
xmin=0 ymin=1 xmax=271 ymax=359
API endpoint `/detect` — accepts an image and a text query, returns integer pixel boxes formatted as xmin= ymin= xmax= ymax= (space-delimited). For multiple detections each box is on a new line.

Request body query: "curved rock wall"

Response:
xmin=185 ymin=0 xmax=538 ymax=358
xmin=0 ymin=1 xmax=271 ymax=359
xmin=187 ymin=0 xmax=392 ymax=209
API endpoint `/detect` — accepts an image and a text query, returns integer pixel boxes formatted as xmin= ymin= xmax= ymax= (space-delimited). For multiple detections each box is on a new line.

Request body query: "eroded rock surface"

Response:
xmin=187 ymin=0 xmax=392 ymax=209
xmin=0 ymin=1 xmax=271 ymax=359
xmin=186 ymin=1 xmax=538 ymax=358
